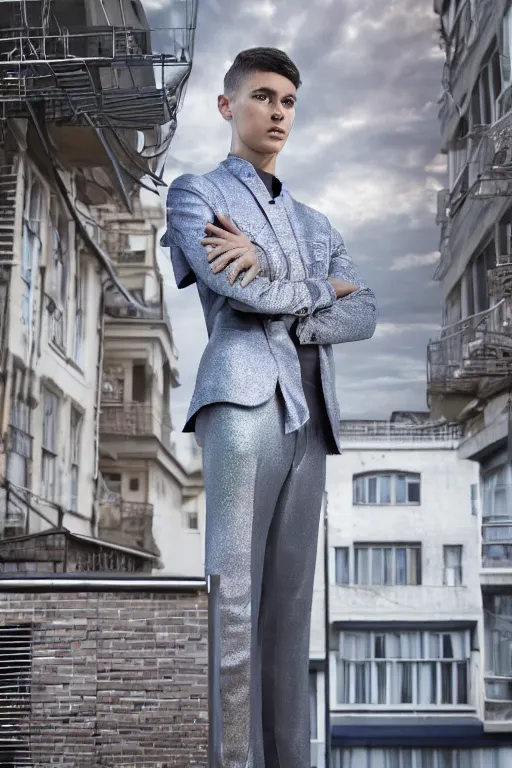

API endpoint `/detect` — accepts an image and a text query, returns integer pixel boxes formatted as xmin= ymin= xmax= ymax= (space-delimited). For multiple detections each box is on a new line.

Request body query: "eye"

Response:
xmin=283 ymin=98 xmax=295 ymax=107
xmin=253 ymin=93 xmax=267 ymax=101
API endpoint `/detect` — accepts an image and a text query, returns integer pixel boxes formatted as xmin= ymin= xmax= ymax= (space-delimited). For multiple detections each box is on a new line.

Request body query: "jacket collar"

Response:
xmin=219 ymin=154 xmax=289 ymax=196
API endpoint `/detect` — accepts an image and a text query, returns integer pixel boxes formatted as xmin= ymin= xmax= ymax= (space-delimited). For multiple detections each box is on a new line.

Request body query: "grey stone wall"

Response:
xmin=0 ymin=588 xmax=208 ymax=766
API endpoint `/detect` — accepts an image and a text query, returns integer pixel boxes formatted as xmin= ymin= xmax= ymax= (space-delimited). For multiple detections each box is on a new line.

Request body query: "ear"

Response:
xmin=218 ymin=94 xmax=232 ymax=122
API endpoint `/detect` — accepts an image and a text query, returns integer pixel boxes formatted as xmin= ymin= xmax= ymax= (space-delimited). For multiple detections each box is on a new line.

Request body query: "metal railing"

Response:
xmin=427 ymin=301 xmax=512 ymax=390
xmin=99 ymin=402 xmax=172 ymax=444
xmin=100 ymin=402 xmax=153 ymax=436
xmin=340 ymin=421 xmax=461 ymax=443
xmin=0 ymin=574 xmax=221 ymax=766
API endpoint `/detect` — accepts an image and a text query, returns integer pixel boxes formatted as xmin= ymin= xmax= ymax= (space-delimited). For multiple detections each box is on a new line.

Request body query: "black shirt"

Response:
xmin=255 ymin=168 xmax=337 ymax=451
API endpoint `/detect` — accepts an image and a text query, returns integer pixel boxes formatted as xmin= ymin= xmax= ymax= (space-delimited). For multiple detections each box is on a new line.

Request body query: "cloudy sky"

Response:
xmin=148 ymin=0 xmax=446 ymax=437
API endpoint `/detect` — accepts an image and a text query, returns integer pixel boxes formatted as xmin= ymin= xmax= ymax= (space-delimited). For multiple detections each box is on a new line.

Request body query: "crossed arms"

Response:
xmin=165 ymin=175 xmax=377 ymax=345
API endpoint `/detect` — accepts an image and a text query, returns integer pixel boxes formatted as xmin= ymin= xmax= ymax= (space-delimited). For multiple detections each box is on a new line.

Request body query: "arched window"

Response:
xmin=353 ymin=472 xmax=421 ymax=505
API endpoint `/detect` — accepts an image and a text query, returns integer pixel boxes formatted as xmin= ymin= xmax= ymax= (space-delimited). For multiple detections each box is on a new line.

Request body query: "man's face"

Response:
xmin=222 ymin=70 xmax=297 ymax=155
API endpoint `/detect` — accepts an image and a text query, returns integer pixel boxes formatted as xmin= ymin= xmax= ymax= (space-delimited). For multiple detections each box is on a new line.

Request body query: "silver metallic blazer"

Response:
xmin=161 ymin=155 xmax=377 ymax=454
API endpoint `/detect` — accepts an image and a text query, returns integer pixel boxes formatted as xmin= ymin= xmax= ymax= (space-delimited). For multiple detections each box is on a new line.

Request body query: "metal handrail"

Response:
xmin=0 ymin=573 xmax=222 ymax=764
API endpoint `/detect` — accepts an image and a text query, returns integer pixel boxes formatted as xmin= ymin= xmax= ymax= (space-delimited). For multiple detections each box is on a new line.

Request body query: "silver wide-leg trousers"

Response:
xmin=195 ymin=385 xmax=328 ymax=768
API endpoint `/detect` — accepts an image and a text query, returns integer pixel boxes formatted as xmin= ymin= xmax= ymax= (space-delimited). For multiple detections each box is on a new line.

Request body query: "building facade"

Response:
xmin=309 ymin=414 xmax=512 ymax=768
xmin=429 ymin=0 xmax=512 ymax=740
xmin=0 ymin=0 xmax=200 ymax=574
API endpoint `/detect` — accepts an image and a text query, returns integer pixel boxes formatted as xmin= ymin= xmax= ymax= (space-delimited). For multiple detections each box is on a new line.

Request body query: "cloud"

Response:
xmin=390 ymin=251 xmax=440 ymax=271
xmin=151 ymin=0 xmax=444 ymax=425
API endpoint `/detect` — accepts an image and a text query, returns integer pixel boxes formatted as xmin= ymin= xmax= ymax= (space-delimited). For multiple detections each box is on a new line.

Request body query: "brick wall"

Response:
xmin=0 ymin=588 xmax=209 ymax=766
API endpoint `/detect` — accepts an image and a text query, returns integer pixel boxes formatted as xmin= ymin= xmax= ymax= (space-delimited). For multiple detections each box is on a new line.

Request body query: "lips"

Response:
xmin=268 ymin=128 xmax=285 ymax=137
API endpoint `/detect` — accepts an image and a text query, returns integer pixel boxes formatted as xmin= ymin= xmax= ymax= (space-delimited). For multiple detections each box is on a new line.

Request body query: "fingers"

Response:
xmin=211 ymin=247 xmax=249 ymax=274
xmin=213 ymin=214 xmax=241 ymax=235
xmin=240 ymin=263 xmax=261 ymax=287
xmin=204 ymin=221 xmax=237 ymax=239
xmin=226 ymin=252 xmax=260 ymax=285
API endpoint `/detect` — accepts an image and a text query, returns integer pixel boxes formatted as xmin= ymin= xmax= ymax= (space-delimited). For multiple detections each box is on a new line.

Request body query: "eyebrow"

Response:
xmin=251 ymin=87 xmax=297 ymax=100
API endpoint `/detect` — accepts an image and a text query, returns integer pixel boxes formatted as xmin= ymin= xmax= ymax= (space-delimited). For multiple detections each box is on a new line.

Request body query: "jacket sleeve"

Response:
xmin=295 ymin=226 xmax=377 ymax=345
xmin=164 ymin=175 xmax=337 ymax=317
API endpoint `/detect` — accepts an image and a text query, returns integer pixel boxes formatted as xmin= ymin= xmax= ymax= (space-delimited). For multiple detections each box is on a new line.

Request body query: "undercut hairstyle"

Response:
xmin=224 ymin=47 xmax=301 ymax=97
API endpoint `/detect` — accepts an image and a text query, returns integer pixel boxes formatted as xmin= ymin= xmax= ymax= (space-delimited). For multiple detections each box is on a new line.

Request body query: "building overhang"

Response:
xmin=332 ymin=619 xmax=479 ymax=632
xmin=98 ymin=435 xmax=202 ymax=490
xmin=331 ymin=717 xmax=512 ymax=748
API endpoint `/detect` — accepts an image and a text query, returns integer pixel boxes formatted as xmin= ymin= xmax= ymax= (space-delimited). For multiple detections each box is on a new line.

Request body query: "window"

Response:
xmin=337 ymin=629 xmax=471 ymax=707
xmin=335 ymin=547 xmax=350 ymax=585
xmin=41 ymin=389 xmax=59 ymax=502
xmin=73 ymin=259 xmax=86 ymax=367
xmin=48 ymin=210 xmax=69 ymax=351
xmin=129 ymin=477 xmax=139 ymax=492
xmin=188 ymin=512 xmax=199 ymax=530
xmin=21 ymin=168 xmax=44 ymax=328
xmin=103 ymin=473 xmax=122 ymax=497
xmin=353 ymin=473 xmax=420 ymax=505
xmin=354 ymin=545 xmax=421 ymax=586
xmin=470 ymin=484 xmax=478 ymax=516
xmin=334 ymin=746 xmax=512 ymax=768
xmin=481 ymin=464 xmax=512 ymax=568
xmin=444 ymin=546 xmax=463 ymax=586
xmin=70 ymin=408 xmax=82 ymax=512
xmin=484 ymin=594 xmax=512 ymax=693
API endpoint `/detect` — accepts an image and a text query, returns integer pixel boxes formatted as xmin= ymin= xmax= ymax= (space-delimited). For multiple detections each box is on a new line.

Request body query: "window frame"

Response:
xmin=41 ymin=388 xmax=59 ymax=502
xmin=70 ymin=407 xmax=82 ymax=513
xmin=353 ymin=544 xmax=422 ymax=586
xmin=353 ymin=472 xmax=421 ymax=506
xmin=443 ymin=545 xmax=463 ymax=586
xmin=336 ymin=628 xmax=472 ymax=709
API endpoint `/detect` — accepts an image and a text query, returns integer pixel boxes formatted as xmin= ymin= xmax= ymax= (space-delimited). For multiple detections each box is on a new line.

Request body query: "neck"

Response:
xmin=229 ymin=143 xmax=278 ymax=175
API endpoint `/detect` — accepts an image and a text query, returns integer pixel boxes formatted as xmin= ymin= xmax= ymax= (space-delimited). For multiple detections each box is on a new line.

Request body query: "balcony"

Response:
xmin=427 ymin=301 xmax=512 ymax=397
xmin=340 ymin=420 xmax=461 ymax=444
xmin=0 ymin=164 xmax=16 ymax=261
xmin=0 ymin=21 xmax=194 ymax=128
xmin=99 ymin=401 xmax=171 ymax=447
xmin=98 ymin=500 xmax=155 ymax=552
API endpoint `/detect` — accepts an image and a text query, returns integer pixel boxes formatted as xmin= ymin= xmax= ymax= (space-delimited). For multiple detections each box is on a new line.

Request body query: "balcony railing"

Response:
xmin=100 ymin=402 xmax=153 ymax=436
xmin=0 ymin=164 xmax=16 ymax=262
xmin=339 ymin=421 xmax=461 ymax=443
xmin=99 ymin=402 xmax=172 ymax=445
xmin=0 ymin=24 xmax=195 ymax=127
xmin=427 ymin=300 xmax=512 ymax=394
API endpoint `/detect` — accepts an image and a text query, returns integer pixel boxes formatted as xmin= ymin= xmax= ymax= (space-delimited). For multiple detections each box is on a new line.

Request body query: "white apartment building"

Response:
xmin=309 ymin=414 xmax=512 ymax=768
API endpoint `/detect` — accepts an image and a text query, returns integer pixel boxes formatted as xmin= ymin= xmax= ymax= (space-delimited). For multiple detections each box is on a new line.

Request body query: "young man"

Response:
xmin=162 ymin=47 xmax=377 ymax=768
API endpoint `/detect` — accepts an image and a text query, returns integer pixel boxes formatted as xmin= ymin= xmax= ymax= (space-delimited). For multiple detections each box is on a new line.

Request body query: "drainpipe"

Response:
xmin=92 ymin=286 xmax=106 ymax=537
xmin=323 ymin=489 xmax=331 ymax=768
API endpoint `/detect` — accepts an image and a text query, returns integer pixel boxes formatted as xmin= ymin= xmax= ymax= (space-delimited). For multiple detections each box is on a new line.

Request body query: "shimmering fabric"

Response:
xmin=195 ymin=383 xmax=329 ymax=768
xmin=161 ymin=154 xmax=378 ymax=454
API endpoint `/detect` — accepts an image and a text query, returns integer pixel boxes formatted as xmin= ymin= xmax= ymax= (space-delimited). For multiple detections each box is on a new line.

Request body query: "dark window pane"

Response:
xmin=407 ymin=481 xmax=420 ymax=503
xmin=441 ymin=662 xmax=453 ymax=704
xmin=457 ymin=661 xmax=468 ymax=704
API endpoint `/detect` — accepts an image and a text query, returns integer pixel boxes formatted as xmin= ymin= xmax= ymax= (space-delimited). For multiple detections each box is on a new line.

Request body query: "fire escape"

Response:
xmin=0 ymin=0 xmax=198 ymax=202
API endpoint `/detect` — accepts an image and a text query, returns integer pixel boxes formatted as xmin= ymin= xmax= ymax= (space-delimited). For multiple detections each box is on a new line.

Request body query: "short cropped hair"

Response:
xmin=224 ymin=47 xmax=301 ymax=96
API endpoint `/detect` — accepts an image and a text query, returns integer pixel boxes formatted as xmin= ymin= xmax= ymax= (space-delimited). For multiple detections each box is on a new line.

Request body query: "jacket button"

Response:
xmin=297 ymin=307 xmax=307 ymax=315
xmin=311 ymin=333 xmax=317 ymax=342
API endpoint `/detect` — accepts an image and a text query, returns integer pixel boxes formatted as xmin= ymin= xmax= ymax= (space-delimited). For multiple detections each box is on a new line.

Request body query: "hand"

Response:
xmin=201 ymin=214 xmax=261 ymax=287
xmin=328 ymin=277 xmax=358 ymax=298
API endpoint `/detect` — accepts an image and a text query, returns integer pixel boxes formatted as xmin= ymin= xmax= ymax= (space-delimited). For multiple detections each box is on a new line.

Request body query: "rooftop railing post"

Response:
xmin=207 ymin=573 xmax=222 ymax=767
